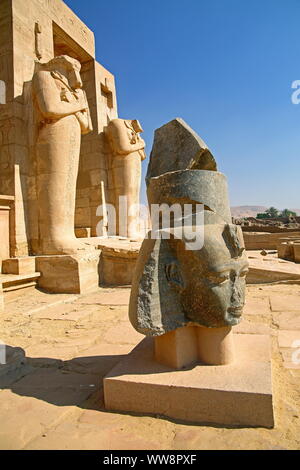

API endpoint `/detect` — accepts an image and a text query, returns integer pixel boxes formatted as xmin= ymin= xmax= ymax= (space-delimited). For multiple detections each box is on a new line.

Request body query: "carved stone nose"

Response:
xmin=230 ymin=281 xmax=243 ymax=306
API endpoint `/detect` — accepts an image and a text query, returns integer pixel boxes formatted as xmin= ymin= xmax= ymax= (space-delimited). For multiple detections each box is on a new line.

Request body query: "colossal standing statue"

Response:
xmin=105 ymin=118 xmax=146 ymax=239
xmin=32 ymin=55 xmax=93 ymax=255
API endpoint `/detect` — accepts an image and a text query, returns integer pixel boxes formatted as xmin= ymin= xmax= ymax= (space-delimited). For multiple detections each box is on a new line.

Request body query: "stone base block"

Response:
xmin=294 ymin=244 xmax=300 ymax=263
xmin=277 ymin=242 xmax=294 ymax=261
xmin=36 ymin=251 xmax=100 ymax=294
xmin=75 ymin=227 xmax=92 ymax=238
xmin=100 ymin=252 xmax=138 ymax=286
xmin=104 ymin=334 xmax=274 ymax=428
xmin=2 ymin=257 xmax=36 ymax=275
xmin=98 ymin=241 xmax=140 ymax=286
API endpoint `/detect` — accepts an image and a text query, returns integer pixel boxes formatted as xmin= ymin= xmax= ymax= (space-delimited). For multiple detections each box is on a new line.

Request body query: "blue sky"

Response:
xmin=66 ymin=0 xmax=300 ymax=209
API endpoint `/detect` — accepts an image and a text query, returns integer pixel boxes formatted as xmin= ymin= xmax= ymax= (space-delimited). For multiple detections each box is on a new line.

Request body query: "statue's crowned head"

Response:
xmin=129 ymin=118 xmax=249 ymax=336
xmin=41 ymin=54 xmax=82 ymax=90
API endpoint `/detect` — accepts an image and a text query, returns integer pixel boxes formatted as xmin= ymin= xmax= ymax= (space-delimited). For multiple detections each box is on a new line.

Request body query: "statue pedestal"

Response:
xmin=85 ymin=237 xmax=141 ymax=286
xmin=104 ymin=333 xmax=274 ymax=428
xmin=154 ymin=325 xmax=235 ymax=368
xmin=36 ymin=251 xmax=100 ymax=294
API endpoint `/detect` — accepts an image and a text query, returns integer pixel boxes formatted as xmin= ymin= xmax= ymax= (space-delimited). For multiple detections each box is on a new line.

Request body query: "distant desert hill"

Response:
xmin=231 ymin=206 xmax=300 ymax=218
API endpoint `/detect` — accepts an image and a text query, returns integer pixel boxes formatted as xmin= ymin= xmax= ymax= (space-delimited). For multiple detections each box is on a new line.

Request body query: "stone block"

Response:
xmin=104 ymin=334 xmax=274 ymax=428
xmin=75 ymin=227 xmax=92 ymax=238
xmin=100 ymin=254 xmax=137 ymax=286
xmin=36 ymin=251 xmax=100 ymax=294
xmin=2 ymin=256 xmax=36 ymax=275
xmin=294 ymin=244 xmax=300 ymax=263
xmin=277 ymin=242 xmax=294 ymax=261
xmin=244 ymin=232 xmax=300 ymax=251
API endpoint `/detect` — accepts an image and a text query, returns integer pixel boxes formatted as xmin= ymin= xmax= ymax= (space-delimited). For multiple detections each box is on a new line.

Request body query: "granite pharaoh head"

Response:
xmin=129 ymin=118 xmax=249 ymax=335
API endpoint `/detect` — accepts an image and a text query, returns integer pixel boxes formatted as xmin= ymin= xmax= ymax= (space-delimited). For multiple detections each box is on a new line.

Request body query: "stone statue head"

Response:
xmin=129 ymin=118 xmax=249 ymax=336
xmin=165 ymin=221 xmax=248 ymax=328
xmin=129 ymin=216 xmax=248 ymax=335
xmin=40 ymin=55 xmax=83 ymax=90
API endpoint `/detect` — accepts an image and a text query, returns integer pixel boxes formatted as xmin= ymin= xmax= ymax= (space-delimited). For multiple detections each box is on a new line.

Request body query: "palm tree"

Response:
xmin=281 ymin=209 xmax=297 ymax=218
xmin=266 ymin=207 xmax=279 ymax=218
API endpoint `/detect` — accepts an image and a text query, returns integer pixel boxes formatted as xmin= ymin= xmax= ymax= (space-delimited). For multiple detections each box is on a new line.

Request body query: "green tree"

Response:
xmin=280 ymin=209 xmax=297 ymax=218
xmin=256 ymin=212 xmax=269 ymax=219
xmin=256 ymin=207 xmax=279 ymax=219
xmin=266 ymin=207 xmax=279 ymax=218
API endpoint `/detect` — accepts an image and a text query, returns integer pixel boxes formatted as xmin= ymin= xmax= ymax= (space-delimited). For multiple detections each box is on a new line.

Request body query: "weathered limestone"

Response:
xmin=0 ymin=0 xmax=148 ymax=294
xmin=294 ymin=243 xmax=300 ymax=263
xmin=0 ymin=272 xmax=41 ymax=302
xmin=104 ymin=334 xmax=274 ymax=428
xmin=36 ymin=251 xmax=100 ymax=294
xmin=0 ymin=0 xmax=99 ymax=257
xmin=83 ymin=237 xmax=141 ymax=286
xmin=32 ymin=55 xmax=94 ymax=255
xmin=2 ymin=257 xmax=36 ymax=275
xmin=105 ymin=119 xmax=146 ymax=238
xmin=154 ymin=325 xmax=234 ymax=369
xmin=243 ymin=231 xmax=300 ymax=251
xmin=75 ymin=227 xmax=91 ymax=238
xmin=0 ymin=195 xmax=14 ymax=266
xmin=99 ymin=246 xmax=140 ymax=286
xmin=277 ymin=237 xmax=300 ymax=263
xmin=105 ymin=118 xmax=274 ymax=427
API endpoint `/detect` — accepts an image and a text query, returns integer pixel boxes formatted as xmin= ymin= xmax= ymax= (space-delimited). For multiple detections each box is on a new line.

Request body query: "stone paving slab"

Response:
xmin=0 ymin=390 xmax=75 ymax=450
xmin=76 ymin=289 xmax=130 ymax=306
xmin=0 ymin=285 xmax=299 ymax=449
xmin=273 ymin=311 xmax=300 ymax=330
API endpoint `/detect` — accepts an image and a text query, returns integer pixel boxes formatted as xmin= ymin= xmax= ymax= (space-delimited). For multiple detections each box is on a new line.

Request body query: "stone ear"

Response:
xmin=165 ymin=261 xmax=184 ymax=292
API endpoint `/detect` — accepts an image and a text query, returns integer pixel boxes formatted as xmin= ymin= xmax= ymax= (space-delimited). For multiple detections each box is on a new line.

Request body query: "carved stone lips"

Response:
xmin=228 ymin=307 xmax=243 ymax=317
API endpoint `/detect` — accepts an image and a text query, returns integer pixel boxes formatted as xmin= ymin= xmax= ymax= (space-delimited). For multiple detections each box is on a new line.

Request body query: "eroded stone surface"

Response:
xmin=146 ymin=118 xmax=217 ymax=180
xmin=105 ymin=119 xmax=146 ymax=238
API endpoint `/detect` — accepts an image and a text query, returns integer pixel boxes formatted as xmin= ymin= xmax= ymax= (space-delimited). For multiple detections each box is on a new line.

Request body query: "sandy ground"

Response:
xmin=0 ymin=283 xmax=299 ymax=450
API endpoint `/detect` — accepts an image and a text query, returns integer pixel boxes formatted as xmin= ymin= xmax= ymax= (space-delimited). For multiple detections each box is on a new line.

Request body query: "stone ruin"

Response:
xmin=277 ymin=237 xmax=300 ymax=263
xmin=0 ymin=0 xmax=275 ymax=431
xmin=0 ymin=0 xmax=145 ymax=306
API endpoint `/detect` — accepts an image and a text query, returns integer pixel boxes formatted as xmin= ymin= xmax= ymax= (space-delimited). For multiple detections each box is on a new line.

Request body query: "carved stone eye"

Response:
xmin=207 ymin=272 xmax=230 ymax=284
xmin=239 ymin=269 xmax=249 ymax=278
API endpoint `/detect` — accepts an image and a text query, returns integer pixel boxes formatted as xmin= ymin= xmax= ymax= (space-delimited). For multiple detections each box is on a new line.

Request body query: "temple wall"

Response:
xmin=0 ymin=0 xmax=118 ymax=254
